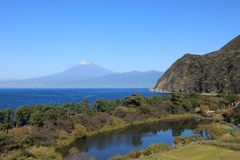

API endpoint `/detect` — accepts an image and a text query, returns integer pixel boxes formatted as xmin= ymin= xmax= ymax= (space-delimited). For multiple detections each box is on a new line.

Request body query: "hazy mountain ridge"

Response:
xmin=69 ymin=70 xmax=164 ymax=87
xmin=154 ymin=35 xmax=240 ymax=94
xmin=0 ymin=60 xmax=163 ymax=87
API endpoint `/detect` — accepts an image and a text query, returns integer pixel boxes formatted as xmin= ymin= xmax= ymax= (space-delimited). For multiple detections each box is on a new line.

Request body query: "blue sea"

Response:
xmin=0 ymin=88 xmax=170 ymax=110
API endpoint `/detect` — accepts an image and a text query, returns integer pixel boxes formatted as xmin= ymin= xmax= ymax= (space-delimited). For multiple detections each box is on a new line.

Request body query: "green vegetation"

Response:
xmin=0 ymin=92 xmax=240 ymax=159
xmin=155 ymin=35 xmax=240 ymax=94
xmin=109 ymin=121 xmax=240 ymax=160
xmin=173 ymin=135 xmax=203 ymax=146
xmin=144 ymin=143 xmax=240 ymax=160
xmin=109 ymin=143 xmax=170 ymax=160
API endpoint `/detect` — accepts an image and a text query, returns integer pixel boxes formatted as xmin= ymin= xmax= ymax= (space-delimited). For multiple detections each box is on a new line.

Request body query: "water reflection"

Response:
xmin=58 ymin=119 xmax=211 ymax=160
xmin=81 ymin=133 xmax=144 ymax=152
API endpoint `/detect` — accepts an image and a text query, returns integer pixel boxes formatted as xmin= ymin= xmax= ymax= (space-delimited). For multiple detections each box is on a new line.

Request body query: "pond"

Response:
xmin=58 ymin=119 xmax=211 ymax=160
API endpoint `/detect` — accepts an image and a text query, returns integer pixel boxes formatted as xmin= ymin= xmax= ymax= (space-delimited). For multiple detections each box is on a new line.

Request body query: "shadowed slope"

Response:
xmin=154 ymin=35 xmax=240 ymax=94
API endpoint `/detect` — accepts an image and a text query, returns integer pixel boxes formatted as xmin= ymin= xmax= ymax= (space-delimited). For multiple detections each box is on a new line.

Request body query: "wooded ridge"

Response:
xmin=154 ymin=35 xmax=240 ymax=94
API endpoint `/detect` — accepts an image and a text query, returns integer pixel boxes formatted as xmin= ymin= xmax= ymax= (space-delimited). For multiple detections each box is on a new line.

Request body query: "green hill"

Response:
xmin=154 ymin=35 xmax=240 ymax=94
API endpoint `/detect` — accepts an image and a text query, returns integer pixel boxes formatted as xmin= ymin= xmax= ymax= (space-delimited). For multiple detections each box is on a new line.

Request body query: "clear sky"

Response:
xmin=0 ymin=0 xmax=239 ymax=79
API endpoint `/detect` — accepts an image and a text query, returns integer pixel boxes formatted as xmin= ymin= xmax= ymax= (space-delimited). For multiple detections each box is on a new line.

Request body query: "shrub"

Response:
xmin=2 ymin=149 xmax=35 ymax=160
xmin=174 ymin=135 xmax=203 ymax=146
xmin=6 ymin=125 xmax=34 ymax=149
xmin=173 ymin=137 xmax=185 ymax=146
xmin=30 ymin=126 xmax=56 ymax=146
xmin=72 ymin=124 xmax=86 ymax=139
xmin=140 ymin=106 xmax=150 ymax=114
xmin=77 ymin=114 xmax=103 ymax=132
xmin=56 ymin=116 xmax=74 ymax=133
xmin=199 ymin=105 xmax=209 ymax=112
xmin=27 ymin=146 xmax=63 ymax=160
xmin=153 ymin=103 xmax=172 ymax=117
xmin=108 ymin=154 xmax=129 ymax=160
xmin=148 ymin=110 xmax=163 ymax=118
xmin=155 ymin=143 xmax=169 ymax=152
xmin=68 ymin=147 xmax=79 ymax=158
xmin=129 ymin=150 xmax=141 ymax=158
xmin=140 ymin=148 xmax=152 ymax=156
xmin=56 ymin=130 xmax=69 ymax=140
xmin=98 ymin=112 xmax=116 ymax=125
xmin=123 ymin=111 xmax=145 ymax=122
xmin=145 ymin=143 xmax=170 ymax=154
xmin=113 ymin=106 xmax=128 ymax=118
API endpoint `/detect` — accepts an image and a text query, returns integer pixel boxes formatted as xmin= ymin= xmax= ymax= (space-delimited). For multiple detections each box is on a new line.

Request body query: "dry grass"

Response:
xmin=233 ymin=133 xmax=240 ymax=139
xmin=27 ymin=146 xmax=63 ymax=160
xmin=138 ymin=144 xmax=240 ymax=160
xmin=193 ymin=122 xmax=227 ymax=139
xmin=218 ymin=123 xmax=240 ymax=139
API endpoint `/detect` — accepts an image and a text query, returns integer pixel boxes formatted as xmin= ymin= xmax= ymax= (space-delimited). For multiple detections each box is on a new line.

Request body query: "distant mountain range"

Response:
xmin=153 ymin=35 xmax=240 ymax=94
xmin=0 ymin=60 xmax=164 ymax=87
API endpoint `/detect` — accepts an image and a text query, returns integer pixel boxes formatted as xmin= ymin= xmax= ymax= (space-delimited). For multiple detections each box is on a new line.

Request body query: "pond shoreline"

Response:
xmin=56 ymin=114 xmax=206 ymax=159
xmin=55 ymin=113 xmax=200 ymax=150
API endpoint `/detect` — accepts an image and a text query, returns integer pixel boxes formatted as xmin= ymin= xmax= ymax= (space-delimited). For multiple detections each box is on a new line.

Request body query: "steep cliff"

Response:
xmin=154 ymin=35 xmax=240 ymax=94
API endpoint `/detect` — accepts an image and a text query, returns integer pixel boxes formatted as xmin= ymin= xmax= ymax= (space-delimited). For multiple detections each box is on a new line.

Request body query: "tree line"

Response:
xmin=0 ymin=92 xmax=240 ymax=159
xmin=1 ymin=92 xmax=239 ymax=132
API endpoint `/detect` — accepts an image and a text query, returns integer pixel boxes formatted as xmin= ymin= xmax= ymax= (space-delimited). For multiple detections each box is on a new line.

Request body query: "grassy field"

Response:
xmin=218 ymin=123 xmax=240 ymax=139
xmin=139 ymin=144 xmax=240 ymax=160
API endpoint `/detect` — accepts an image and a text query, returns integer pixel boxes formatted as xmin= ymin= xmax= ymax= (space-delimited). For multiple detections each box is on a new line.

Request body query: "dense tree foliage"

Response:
xmin=1 ymin=92 xmax=239 ymax=130
xmin=0 ymin=92 xmax=239 ymax=159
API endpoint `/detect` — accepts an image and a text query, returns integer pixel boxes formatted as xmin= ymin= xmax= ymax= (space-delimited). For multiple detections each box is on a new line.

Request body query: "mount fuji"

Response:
xmin=0 ymin=60 xmax=164 ymax=87
xmin=43 ymin=60 xmax=117 ymax=80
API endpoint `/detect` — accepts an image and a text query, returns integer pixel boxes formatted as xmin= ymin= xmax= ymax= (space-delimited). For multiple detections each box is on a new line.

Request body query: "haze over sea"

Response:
xmin=0 ymin=88 xmax=170 ymax=110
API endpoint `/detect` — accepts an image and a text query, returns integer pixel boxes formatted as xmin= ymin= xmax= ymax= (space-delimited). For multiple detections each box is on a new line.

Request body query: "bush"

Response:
xmin=154 ymin=103 xmax=172 ymax=116
xmin=151 ymin=143 xmax=169 ymax=152
xmin=30 ymin=126 xmax=57 ymax=146
xmin=129 ymin=150 xmax=141 ymax=158
xmin=98 ymin=112 xmax=116 ymax=125
xmin=123 ymin=111 xmax=145 ymax=122
xmin=7 ymin=125 xmax=33 ymax=149
xmin=113 ymin=106 xmax=128 ymax=118
xmin=56 ymin=116 xmax=74 ymax=133
xmin=72 ymin=124 xmax=86 ymax=139
xmin=27 ymin=146 xmax=63 ymax=160
xmin=142 ymin=143 xmax=170 ymax=155
xmin=140 ymin=148 xmax=151 ymax=156
xmin=128 ymin=143 xmax=170 ymax=158
xmin=77 ymin=114 xmax=103 ymax=132
xmin=173 ymin=137 xmax=185 ymax=146
xmin=199 ymin=105 xmax=209 ymax=112
xmin=140 ymin=106 xmax=150 ymax=114
xmin=108 ymin=154 xmax=129 ymax=160
xmin=174 ymin=135 xmax=203 ymax=146
xmin=56 ymin=130 xmax=69 ymax=140
xmin=1 ymin=149 xmax=35 ymax=160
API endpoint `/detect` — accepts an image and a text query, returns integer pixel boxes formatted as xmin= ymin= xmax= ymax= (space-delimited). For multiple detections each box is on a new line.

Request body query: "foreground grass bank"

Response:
xmin=109 ymin=121 xmax=240 ymax=160
xmin=142 ymin=143 xmax=240 ymax=160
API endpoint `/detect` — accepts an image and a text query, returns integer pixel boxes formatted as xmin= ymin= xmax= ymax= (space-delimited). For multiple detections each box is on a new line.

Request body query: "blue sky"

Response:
xmin=0 ymin=0 xmax=239 ymax=79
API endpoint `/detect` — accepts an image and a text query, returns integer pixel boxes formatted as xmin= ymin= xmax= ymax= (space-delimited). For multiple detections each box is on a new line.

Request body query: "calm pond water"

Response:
xmin=58 ymin=119 xmax=211 ymax=160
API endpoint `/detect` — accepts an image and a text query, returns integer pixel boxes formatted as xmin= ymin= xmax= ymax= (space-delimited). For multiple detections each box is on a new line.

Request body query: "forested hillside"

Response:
xmin=154 ymin=35 xmax=240 ymax=94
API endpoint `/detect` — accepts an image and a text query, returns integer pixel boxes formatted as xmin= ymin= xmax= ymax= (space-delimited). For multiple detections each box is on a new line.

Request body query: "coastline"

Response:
xmin=148 ymin=88 xmax=172 ymax=93
xmin=148 ymin=88 xmax=218 ymax=96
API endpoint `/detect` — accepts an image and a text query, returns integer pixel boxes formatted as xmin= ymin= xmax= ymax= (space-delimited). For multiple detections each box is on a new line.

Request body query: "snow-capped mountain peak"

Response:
xmin=78 ymin=60 xmax=92 ymax=65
